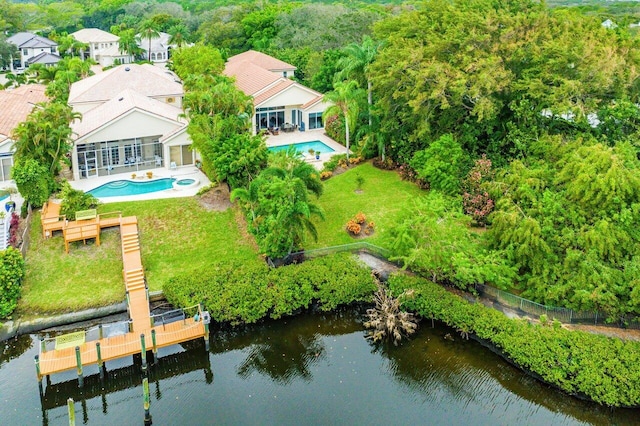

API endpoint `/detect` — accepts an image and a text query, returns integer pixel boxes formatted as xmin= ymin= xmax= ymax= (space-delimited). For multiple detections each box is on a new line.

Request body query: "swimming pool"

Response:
xmin=268 ymin=140 xmax=335 ymax=156
xmin=88 ymin=178 xmax=176 ymax=198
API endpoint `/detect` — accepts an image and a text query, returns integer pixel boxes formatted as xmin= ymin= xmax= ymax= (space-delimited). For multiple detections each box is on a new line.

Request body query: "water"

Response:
xmin=175 ymin=179 xmax=195 ymax=186
xmin=88 ymin=178 xmax=176 ymax=198
xmin=268 ymin=140 xmax=335 ymax=156
xmin=1 ymin=309 xmax=637 ymax=425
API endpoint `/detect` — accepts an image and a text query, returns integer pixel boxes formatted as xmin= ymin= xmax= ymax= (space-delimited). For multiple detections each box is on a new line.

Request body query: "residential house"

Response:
xmin=70 ymin=28 xmax=133 ymax=67
xmin=68 ymin=64 xmax=194 ymax=180
xmin=224 ymin=50 xmax=329 ymax=134
xmin=0 ymin=84 xmax=48 ymax=181
xmin=136 ymin=32 xmax=173 ymax=63
xmin=6 ymin=32 xmax=59 ymax=70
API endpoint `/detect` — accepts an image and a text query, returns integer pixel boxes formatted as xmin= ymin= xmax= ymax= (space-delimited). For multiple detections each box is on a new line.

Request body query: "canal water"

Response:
xmin=1 ymin=308 xmax=638 ymax=425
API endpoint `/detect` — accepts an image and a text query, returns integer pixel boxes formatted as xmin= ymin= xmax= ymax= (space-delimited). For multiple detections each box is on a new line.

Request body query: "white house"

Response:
xmin=224 ymin=50 xmax=330 ymax=134
xmin=0 ymin=85 xmax=48 ymax=181
xmin=6 ymin=32 xmax=59 ymax=70
xmin=68 ymin=64 xmax=194 ymax=180
xmin=70 ymin=28 xmax=133 ymax=67
xmin=136 ymin=32 xmax=172 ymax=63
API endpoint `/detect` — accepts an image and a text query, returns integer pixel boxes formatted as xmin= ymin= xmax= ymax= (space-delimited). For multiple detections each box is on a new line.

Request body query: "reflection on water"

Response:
xmin=0 ymin=308 xmax=638 ymax=425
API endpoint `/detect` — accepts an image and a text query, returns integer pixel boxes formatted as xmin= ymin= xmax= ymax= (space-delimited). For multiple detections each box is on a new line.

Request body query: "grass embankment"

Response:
xmin=19 ymin=198 xmax=257 ymax=314
xmin=311 ymin=162 xmax=425 ymax=248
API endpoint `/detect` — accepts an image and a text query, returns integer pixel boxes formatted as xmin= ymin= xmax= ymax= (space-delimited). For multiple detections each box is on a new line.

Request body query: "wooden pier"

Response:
xmin=36 ymin=202 xmax=209 ymax=383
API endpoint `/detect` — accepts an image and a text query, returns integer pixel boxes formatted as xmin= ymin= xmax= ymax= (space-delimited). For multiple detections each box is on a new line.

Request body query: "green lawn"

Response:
xmin=18 ymin=164 xmax=424 ymax=314
xmin=310 ymin=162 xmax=426 ymax=248
xmin=19 ymin=198 xmax=258 ymax=314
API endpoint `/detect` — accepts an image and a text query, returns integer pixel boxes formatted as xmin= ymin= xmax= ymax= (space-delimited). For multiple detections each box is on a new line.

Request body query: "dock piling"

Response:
xmin=143 ymin=377 xmax=152 ymax=425
xmin=140 ymin=334 xmax=147 ymax=372
xmin=151 ymin=329 xmax=158 ymax=364
xmin=75 ymin=346 xmax=83 ymax=388
xmin=96 ymin=342 xmax=104 ymax=380
xmin=68 ymin=398 xmax=75 ymax=426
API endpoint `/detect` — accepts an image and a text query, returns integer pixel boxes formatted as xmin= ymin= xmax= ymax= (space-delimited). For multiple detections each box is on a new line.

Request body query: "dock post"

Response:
xmin=204 ymin=321 xmax=210 ymax=351
xmin=40 ymin=337 xmax=46 ymax=353
xmin=68 ymin=398 xmax=75 ymax=426
xmin=35 ymin=355 xmax=43 ymax=395
xmin=96 ymin=342 xmax=104 ymax=380
xmin=140 ymin=334 xmax=147 ymax=372
xmin=151 ymin=329 xmax=158 ymax=364
xmin=75 ymin=346 xmax=84 ymax=388
xmin=98 ymin=324 xmax=103 ymax=340
xmin=143 ymin=377 xmax=152 ymax=425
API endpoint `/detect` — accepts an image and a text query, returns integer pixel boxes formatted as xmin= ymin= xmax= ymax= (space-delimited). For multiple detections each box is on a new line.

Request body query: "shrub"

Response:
xmin=322 ymin=154 xmax=347 ymax=172
xmin=11 ymin=159 xmax=52 ymax=208
xmin=388 ymin=273 xmax=640 ymax=407
xmin=0 ymin=247 xmax=26 ymax=318
xmin=8 ymin=213 xmax=20 ymax=248
xmin=320 ymin=171 xmax=333 ymax=180
xmin=59 ymin=183 xmax=99 ymax=220
xmin=346 ymin=220 xmax=361 ymax=235
xmin=354 ymin=212 xmax=366 ymax=224
xmin=164 ymin=253 xmax=376 ymax=325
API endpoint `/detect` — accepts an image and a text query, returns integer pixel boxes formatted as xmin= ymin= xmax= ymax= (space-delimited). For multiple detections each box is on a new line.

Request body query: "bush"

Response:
xmin=11 ymin=159 xmax=52 ymax=208
xmin=8 ymin=213 xmax=20 ymax=248
xmin=388 ymin=273 xmax=640 ymax=407
xmin=322 ymin=154 xmax=347 ymax=172
xmin=164 ymin=253 xmax=376 ymax=325
xmin=59 ymin=183 xmax=99 ymax=220
xmin=0 ymin=247 xmax=26 ymax=318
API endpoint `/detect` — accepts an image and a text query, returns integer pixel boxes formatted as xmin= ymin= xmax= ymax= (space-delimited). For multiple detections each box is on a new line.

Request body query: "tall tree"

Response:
xmin=323 ymin=80 xmax=363 ymax=161
xmin=0 ymin=35 xmax=18 ymax=70
xmin=167 ymin=23 xmax=189 ymax=48
xmin=138 ymin=19 xmax=160 ymax=62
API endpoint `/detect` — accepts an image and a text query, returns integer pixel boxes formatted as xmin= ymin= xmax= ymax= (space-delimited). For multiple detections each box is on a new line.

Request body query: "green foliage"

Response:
xmin=388 ymin=273 xmax=640 ymax=407
xmin=387 ymin=192 xmax=515 ymax=289
xmin=232 ymin=152 xmax=324 ymax=258
xmin=59 ymin=183 xmax=99 ymax=220
xmin=410 ymin=134 xmax=467 ymax=195
xmin=11 ymin=159 xmax=52 ymax=208
xmin=164 ymin=253 xmax=376 ymax=325
xmin=0 ymin=247 xmax=26 ymax=318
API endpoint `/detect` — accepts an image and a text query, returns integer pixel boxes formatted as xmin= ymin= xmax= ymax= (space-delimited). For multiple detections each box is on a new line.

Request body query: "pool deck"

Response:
xmin=265 ymin=129 xmax=348 ymax=170
xmin=68 ymin=166 xmax=211 ymax=203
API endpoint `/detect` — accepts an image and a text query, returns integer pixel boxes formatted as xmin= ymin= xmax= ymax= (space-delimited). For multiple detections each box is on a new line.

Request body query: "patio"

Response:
xmin=265 ymin=129 xmax=347 ymax=169
xmin=68 ymin=166 xmax=211 ymax=203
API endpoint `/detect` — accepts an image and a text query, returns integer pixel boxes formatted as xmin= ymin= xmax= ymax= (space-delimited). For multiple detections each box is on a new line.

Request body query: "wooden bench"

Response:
xmin=41 ymin=201 xmax=66 ymax=238
xmin=63 ymin=220 xmax=100 ymax=253
xmin=75 ymin=209 xmax=97 ymax=221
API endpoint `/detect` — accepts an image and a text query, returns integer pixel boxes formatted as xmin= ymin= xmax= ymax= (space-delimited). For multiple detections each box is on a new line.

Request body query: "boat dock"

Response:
xmin=35 ymin=202 xmax=209 ymax=386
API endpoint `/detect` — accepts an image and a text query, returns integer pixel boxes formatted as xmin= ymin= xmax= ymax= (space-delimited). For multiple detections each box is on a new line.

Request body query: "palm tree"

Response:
xmin=138 ymin=20 xmax=160 ymax=62
xmin=118 ymin=29 xmax=143 ymax=60
xmin=4 ymin=72 xmax=26 ymax=88
xmin=167 ymin=23 xmax=189 ymax=48
xmin=336 ymin=36 xmax=382 ymax=129
xmin=323 ymin=80 xmax=362 ymax=161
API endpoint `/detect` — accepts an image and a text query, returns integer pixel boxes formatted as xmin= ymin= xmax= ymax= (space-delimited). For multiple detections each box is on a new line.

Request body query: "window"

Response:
xmin=308 ymin=112 xmax=323 ymax=129
xmin=23 ymin=49 xmax=28 ymax=55
xmin=283 ymin=71 xmax=287 ymax=78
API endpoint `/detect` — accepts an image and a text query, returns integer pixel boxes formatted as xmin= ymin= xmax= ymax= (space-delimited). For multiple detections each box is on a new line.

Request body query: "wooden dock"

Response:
xmin=36 ymin=203 xmax=209 ymax=382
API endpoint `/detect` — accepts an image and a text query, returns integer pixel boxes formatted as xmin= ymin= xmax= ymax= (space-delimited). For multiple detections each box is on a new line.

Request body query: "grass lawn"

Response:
xmin=310 ymin=162 xmax=426 ymax=248
xmin=19 ymin=197 xmax=259 ymax=314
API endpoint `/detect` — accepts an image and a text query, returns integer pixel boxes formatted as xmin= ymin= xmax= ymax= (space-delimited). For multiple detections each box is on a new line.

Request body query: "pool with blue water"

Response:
xmin=88 ymin=178 xmax=176 ymax=197
xmin=268 ymin=140 xmax=335 ymax=155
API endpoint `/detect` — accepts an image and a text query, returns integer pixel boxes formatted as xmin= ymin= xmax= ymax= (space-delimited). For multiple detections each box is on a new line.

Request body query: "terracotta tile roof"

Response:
xmin=0 ymin=84 xmax=48 ymax=139
xmin=253 ymin=79 xmax=296 ymax=106
xmin=71 ymin=89 xmax=185 ymax=139
xmin=70 ymin=28 xmax=119 ymax=43
xmin=68 ymin=64 xmax=183 ymax=105
xmin=227 ymin=50 xmax=296 ymax=72
xmin=301 ymin=94 xmax=324 ymax=110
xmin=223 ymin=61 xmax=281 ymax=96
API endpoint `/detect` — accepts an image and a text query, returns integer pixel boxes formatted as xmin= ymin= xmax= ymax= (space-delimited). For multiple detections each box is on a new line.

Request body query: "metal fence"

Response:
xmin=474 ymin=283 xmax=640 ymax=330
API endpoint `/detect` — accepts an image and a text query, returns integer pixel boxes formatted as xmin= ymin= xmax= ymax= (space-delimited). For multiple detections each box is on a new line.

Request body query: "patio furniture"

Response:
xmin=75 ymin=209 xmax=97 ymax=221
xmin=41 ymin=201 xmax=66 ymax=238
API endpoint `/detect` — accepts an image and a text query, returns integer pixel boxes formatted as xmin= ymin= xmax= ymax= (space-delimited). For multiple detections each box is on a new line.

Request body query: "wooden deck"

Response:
xmin=37 ymin=207 xmax=208 ymax=381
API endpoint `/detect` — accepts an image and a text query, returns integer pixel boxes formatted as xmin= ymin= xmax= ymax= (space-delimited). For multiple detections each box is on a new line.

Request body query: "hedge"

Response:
xmin=388 ymin=273 xmax=640 ymax=408
xmin=163 ymin=253 xmax=376 ymax=325
xmin=0 ymin=247 xmax=26 ymax=318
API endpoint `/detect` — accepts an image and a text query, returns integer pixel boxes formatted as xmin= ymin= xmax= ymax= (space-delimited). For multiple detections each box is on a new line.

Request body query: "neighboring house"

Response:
xmin=70 ymin=28 xmax=133 ymax=67
xmin=136 ymin=32 xmax=172 ymax=63
xmin=27 ymin=52 xmax=62 ymax=68
xmin=68 ymin=64 xmax=194 ymax=180
xmin=6 ymin=32 xmax=58 ymax=70
xmin=224 ymin=50 xmax=329 ymax=134
xmin=0 ymin=84 xmax=48 ymax=181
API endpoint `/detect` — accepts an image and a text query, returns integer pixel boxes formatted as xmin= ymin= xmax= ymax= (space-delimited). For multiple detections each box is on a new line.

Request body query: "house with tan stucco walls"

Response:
xmin=68 ymin=64 xmax=195 ymax=181
xmin=224 ymin=50 xmax=329 ymax=135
